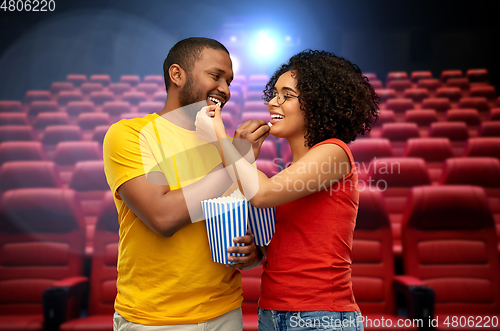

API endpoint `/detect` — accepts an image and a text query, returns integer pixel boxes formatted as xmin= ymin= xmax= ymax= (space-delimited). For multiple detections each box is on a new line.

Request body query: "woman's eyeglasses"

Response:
xmin=267 ymin=90 xmax=298 ymax=105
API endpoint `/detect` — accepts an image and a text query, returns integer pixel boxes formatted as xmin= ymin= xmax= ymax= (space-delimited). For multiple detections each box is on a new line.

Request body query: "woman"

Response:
xmin=196 ymin=50 xmax=379 ymax=331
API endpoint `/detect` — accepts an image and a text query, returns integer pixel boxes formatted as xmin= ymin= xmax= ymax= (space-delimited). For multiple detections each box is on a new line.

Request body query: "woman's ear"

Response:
xmin=168 ymin=64 xmax=185 ymax=88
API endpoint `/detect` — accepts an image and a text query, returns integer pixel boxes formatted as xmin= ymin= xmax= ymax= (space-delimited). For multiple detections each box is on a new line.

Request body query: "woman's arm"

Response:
xmin=195 ymin=106 xmax=352 ymax=208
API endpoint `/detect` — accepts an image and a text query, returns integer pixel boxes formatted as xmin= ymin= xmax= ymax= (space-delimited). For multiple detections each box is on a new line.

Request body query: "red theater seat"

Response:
xmin=69 ymin=161 xmax=110 ymax=256
xmin=459 ymin=97 xmax=490 ymax=114
xmin=403 ymin=138 xmax=453 ymax=182
xmin=421 ymin=98 xmax=451 ymax=117
xmin=90 ymin=75 xmax=111 ymax=87
xmin=108 ymin=83 xmax=131 ymax=95
xmin=380 ymin=123 xmax=420 ymax=156
xmin=440 ymin=70 xmax=463 ymax=83
xmin=92 ymin=126 xmax=110 ymax=145
xmin=410 ymin=71 xmax=432 ymax=83
xmin=0 ymin=101 xmax=22 ymax=113
xmin=121 ymin=91 xmax=147 ymax=105
xmin=386 ymin=80 xmax=413 ymax=97
xmin=404 ymin=109 xmax=439 ymax=127
xmin=50 ymin=82 xmax=75 ymax=95
xmin=429 ymin=122 xmax=469 ymax=155
xmin=77 ymin=113 xmax=111 ymax=130
xmin=0 ymin=188 xmax=86 ymax=331
xmin=240 ymin=264 xmax=263 ymax=331
xmin=102 ymin=101 xmax=131 ymax=116
xmin=0 ymin=113 xmax=29 ymax=126
xmin=0 ymin=142 xmax=46 ymax=165
xmin=417 ymin=79 xmax=442 ymax=96
xmin=445 ymin=109 xmax=481 ymax=126
xmin=352 ymin=189 xmax=423 ymax=331
xmin=119 ymin=75 xmax=140 ymax=87
xmin=66 ymin=74 xmax=87 ymax=87
xmin=0 ymin=161 xmax=61 ymax=192
xmin=364 ymin=73 xmax=378 ymax=81
xmin=375 ymin=89 xmax=397 ymax=107
xmin=136 ymin=83 xmax=159 ymax=95
xmin=350 ymin=139 xmax=394 ymax=181
xmin=464 ymin=138 xmax=500 ymax=160
xmin=375 ymin=110 xmax=396 ymax=127
xmin=470 ymin=86 xmax=497 ymax=106
xmin=385 ymin=99 xmax=414 ymax=116
xmin=258 ymin=140 xmax=278 ymax=161
xmin=401 ymin=185 xmax=500 ymax=331
xmin=60 ymin=191 xmax=118 ymax=331
xmin=386 ymin=72 xmax=408 ymax=85
xmin=89 ymin=91 xmax=115 ymax=106
xmin=240 ymin=112 xmax=269 ymax=124
xmin=467 ymin=68 xmax=490 ymax=85
xmin=242 ymin=101 xmax=268 ymax=113
xmin=66 ymin=101 xmax=96 ymax=116
xmin=446 ymin=77 xmax=470 ymax=96
xmin=245 ymin=91 xmax=265 ymax=102
xmin=367 ymin=157 xmax=431 ymax=256
xmin=58 ymin=91 xmax=84 ymax=106
xmin=41 ymin=125 xmax=82 ymax=146
xmin=440 ymin=157 xmax=500 ymax=236
xmin=403 ymin=88 xmax=429 ymax=104
xmin=435 ymin=87 xmax=462 ymax=104
xmin=0 ymin=125 xmax=35 ymax=143
xmin=152 ymin=91 xmax=167 ymax=103
xmin=53 ymin=141 xmax=102 ymax=185
xmin=28 ymin=101 xmax=59 ymax=116
xmin=34 ymin=112 xmax=70 ymax=129
xmin=25 ymin=90 xmax=52 ymax=104
xmin=80 ymin=82 xmax=103 ymax=95
xmin=489 ymin=108 xmax=500 ymax=121
xmin=369 ymin=80 xmax=383 ymax=89
xmin=479 ymin=121 xmax=500 ymax=137
xmin=144 ymin=75 xmax=164 ymax=86
xmin=138 ymin=101 xmax=163 ymax=114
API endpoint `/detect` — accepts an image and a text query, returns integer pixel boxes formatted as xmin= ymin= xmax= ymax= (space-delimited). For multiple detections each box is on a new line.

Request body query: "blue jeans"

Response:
xmin=258 ymin=308 xmax=364 ymax=331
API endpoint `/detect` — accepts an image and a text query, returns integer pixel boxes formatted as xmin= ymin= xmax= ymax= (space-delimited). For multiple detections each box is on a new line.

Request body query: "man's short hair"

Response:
xmin=163 ymin=37 xmax=229 ymax=91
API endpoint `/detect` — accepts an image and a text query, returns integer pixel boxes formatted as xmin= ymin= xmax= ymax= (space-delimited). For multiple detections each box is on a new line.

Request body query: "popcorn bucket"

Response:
xmin=202 ymin=191 xmax=276 ymax=264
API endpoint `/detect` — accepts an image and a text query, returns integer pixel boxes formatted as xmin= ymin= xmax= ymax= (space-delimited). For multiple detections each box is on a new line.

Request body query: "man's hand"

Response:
xmin=233 ymin=119 xmax=270 ymax=161
xmin=227 ymin=229 xmax=262 ymax=270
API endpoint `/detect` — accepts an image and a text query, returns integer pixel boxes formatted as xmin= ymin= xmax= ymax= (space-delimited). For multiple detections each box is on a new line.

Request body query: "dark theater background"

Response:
xmin=1 ymin=0 xmax=499 ymax=330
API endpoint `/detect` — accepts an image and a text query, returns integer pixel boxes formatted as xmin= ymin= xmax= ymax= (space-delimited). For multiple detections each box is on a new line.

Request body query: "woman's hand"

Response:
xmin=195 ymin=104 xmax=226 ymax=143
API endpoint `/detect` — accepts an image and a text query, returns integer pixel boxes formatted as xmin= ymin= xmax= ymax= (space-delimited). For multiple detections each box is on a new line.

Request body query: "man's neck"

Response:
xmin=157 ymin=99 xmax=206 ymax=131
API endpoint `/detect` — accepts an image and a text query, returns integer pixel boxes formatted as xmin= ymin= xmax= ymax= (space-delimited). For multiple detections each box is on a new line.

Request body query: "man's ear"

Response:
xmin=169 ymin=64 xmax=185 ymax=88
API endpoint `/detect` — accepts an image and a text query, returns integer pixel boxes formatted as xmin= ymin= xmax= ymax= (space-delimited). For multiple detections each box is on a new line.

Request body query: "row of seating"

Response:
xmin=1 ymin=185 xmax=498 ymax=330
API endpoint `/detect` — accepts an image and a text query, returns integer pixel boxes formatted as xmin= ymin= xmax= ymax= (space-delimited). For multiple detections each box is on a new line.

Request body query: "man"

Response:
xmin=103 ymin=37 xmax=270 ymax=330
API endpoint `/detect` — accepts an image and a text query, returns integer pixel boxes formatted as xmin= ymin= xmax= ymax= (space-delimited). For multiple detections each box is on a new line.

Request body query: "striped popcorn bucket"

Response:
xmin=248 ymin=204 xmax=275 ymax=246
xmin=202 ymin=198 xmax=248 ymax=265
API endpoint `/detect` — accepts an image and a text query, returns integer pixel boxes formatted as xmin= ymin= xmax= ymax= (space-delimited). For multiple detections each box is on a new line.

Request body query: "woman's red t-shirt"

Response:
xmin=259 ymin=138 xmax=360 ymax=312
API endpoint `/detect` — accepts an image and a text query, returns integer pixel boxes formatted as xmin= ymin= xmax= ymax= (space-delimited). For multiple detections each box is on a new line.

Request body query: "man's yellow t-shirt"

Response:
xmin=103 ymin=113 xmax=242 ymax=325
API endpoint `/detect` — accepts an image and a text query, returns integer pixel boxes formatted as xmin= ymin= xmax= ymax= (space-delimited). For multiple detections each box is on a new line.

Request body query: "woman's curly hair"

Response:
xmin=263 ymin=50 xmax=379 ymax=147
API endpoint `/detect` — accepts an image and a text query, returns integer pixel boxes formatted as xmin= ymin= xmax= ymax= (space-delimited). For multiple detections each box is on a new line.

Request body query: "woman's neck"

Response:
xmin=287 ymin=134 xmax=309 ymax=163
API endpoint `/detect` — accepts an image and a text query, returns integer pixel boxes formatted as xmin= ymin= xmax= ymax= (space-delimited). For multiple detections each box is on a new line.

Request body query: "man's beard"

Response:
xmin=178 ymin=74 xmax=206 ymax=122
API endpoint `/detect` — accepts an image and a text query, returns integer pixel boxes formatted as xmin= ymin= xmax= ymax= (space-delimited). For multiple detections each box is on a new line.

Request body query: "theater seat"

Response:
xmin=467 ymin=68 xmax=490 ymax=85
xmin=77 ymin=113 xmax=111 ymax=130
xmin=257 ymin=140 xmax=277 ymax=161
xmin=90 ymin=74 xmax=111 ymax=87
xmin=66 ymin=101 xmax=96 ymax=117
xmin=57 ymin=91 xmax=84 ymax=106
xmin=41 ymin=126 xmax=83 ymax=160
xmin=349 ymin=139 xmax=394 ymax=181
xmin=240 ymin=112 xmax=269 ymax=124
xmin=464 ymin=138 xmax=500 ymax=160
xmin=410 ymin=71 xmax=432 ymax=84
xmin=459 ymin=97 xmax=490 ymax=114
xmin=80 ymin=82 xmax=103 ymax=95
xmin=440 ymin=70 xmax=463 ymax=83
xmin=240 ymin=264 xmax=263 ymax=331
xmin=108 ymin=83 xmax=131 ymax=95
xmin=92 ymin=126 xmax=110 ymax=145
xmin=138 ymin=102 xmax=163 ymax=114
xmin=402 ymin=185 xmax=500 ymax=331
xmin=0 ymin=161 xmax=61 ymax=192
xmin=469 ymin=86 xmax=497 ymax=106
xmin=404 ymin=109 xmax=439 ymax=129
xmin=242 ymin=101 xmax=268 ymax=113
xmin=403 ymin=138 xmax=454 ymax=183
xmin=34 ymin=112 xmax=70 ymax=130
xmin=384 ymin=98 xmax=414 ymax=116
xmin=479 ymin=121 xmax=500 ymax=137
xmin=89 ymin=91 xmax=115 ymax=106
xmin=380 ymin=123 xmax=420 ymax=156
xmin=152 ymin=91 xmax=167 ymax=103
xmin=102 ymin=101 xmax=131 ymax=117
xmin=435 ymin=87 xmax=462 ymax=105
xmin=53 ymin=141 xmax=103 ymax=185
xmin=120 ymin=75 xmax=140 ymax=87
xmin=25 ymin=91 xmax=52 ymax=104
xmin=28 ymin=101 xmax=59 ymax=117
xmin=0 ymin=125 xmax=35 ymax=143
xmin=375 ymin=89 xmax=397 ymax=106
xmin=417 ymin=79 xmax=441 ymax=96
xmin=429 ymin=122 xmax=469 ymax=156
xmin=66 ymin=74 xmax=87 ymax=87
xmin=489 ymin=108 xmax=500 ymax=121
xmin=352 ymin=189 xmax=422 ymax=331
xmin=421 ymin=98 xmax=451 ymax=119
xmin=57 ymin=191 xmax=119 ymax=330
xmin=136 ymin=83 xmax=159 ymax=95
xmin=367 ymin=157 xmax=431 ymax=256
xmin=440 ymin=157 xmax=500 ymax=250
xmin=69 ymin=161 xmax=110 ymax=256
xmin=143 ymin=75 xmax=164 ymax=86
xmin=0 ymin=113 xmax=29 ymax=126
xmin=0 ymin=188 xmax=86 ymax=331
xmin=50 ymin=82 xmax=75 ymax=95
xmin=386 ymin=80 xmax=413 ymax=98
xmin=403 ymin=88 xmax=430 ymax=104
xmin=121 ymin=91 xmax=147 ymax=106
xmin=446 ymin=78 xmax=470 ymax=96
xmin=0 ymin=142 xmax=46 ymax=165
xmin=0 ymin=101 xmax=22 ymax=113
